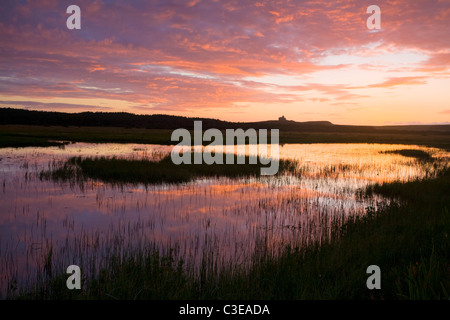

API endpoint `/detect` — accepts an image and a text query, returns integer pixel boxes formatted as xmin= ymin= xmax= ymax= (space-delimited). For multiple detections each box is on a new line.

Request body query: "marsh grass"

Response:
xmin=39 ymin=153 xmax=298 ymax=185
xmin=0 ymin=135 xmax=67 ymax=148
xmin=2 ymin=125 xmax=450 ymax=150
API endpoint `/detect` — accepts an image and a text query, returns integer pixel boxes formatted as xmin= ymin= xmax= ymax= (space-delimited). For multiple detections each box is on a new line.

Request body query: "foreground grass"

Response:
xmin=2 ymin=125 xmax=450 ymax=150
xmin=19 ymin=166 xmax=450 ymax=300
xmin=40 ymin=154 xmax=296 ymax=185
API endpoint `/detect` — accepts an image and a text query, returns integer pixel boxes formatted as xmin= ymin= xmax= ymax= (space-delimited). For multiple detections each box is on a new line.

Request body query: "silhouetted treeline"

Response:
xmin=1 ymin=108 xmax=449 ymax=133
xmin=0 ymin=108 xmax=229 ymax=130
xmin=0 ymin=107 xmax=336 ymax=130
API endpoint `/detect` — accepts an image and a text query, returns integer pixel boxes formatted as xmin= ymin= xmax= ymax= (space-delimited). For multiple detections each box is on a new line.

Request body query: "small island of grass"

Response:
xmin=40 ymin=153 xmax=298 ymax=185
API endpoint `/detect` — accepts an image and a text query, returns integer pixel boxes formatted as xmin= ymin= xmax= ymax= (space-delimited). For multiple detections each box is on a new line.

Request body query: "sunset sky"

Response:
xmin=1 ymin=0 xmax=449 ymax=125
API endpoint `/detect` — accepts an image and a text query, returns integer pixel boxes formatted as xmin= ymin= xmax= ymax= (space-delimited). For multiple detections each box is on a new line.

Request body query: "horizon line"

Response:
xmin=1 ymin=107 xmax=450 ymax=127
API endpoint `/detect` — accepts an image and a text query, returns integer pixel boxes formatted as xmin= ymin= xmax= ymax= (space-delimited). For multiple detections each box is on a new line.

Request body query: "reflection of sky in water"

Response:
xmin=0 ymin=143 xmax=448 ymax=296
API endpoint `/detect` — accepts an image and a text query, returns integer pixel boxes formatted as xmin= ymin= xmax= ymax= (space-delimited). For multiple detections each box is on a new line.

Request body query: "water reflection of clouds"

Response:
xmin=1 ymin=142 xmax=449 ymax=296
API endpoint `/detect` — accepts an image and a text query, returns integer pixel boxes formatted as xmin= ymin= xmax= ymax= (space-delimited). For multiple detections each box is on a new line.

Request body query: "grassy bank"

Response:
xmin=0 ymin=125 xmax=173 ymax=147
xmin=2 ymin=124 xmax=450 ymax=150
xmin=19 ymin=166 xmax=450 ymax=300
xmin=0 ymin=134 xmax=67 ymax=148
xmin=40 ymin=154 xmax=297 ymax=185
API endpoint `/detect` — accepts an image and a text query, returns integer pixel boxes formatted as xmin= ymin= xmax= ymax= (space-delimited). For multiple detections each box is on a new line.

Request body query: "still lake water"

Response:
xmin=0 ymin=143 xmax=448 ymax=296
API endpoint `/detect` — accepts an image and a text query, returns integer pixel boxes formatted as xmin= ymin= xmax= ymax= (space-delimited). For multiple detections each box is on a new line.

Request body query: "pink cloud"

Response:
xmin=0 ymin=0 xmax=449 ymax=120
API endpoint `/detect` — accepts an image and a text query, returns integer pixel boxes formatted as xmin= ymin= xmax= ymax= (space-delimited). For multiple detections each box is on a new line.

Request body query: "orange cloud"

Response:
xmin=362 ymin=76 xmax=428 ymax=89
xmin=0 ymin=0 xmax=449 ymax=123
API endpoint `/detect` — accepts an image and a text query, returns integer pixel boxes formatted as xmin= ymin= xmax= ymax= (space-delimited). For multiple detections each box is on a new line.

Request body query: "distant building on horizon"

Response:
xmin=278 ymin=115 xmax=287 ymax=121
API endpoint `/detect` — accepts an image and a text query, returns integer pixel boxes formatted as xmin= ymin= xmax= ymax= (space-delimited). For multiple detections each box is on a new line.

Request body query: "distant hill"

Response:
xmin=1 ymin=107 xmax=449 ymax=134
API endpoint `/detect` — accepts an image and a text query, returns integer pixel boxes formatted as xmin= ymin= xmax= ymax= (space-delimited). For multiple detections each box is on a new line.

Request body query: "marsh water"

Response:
xmin=1 ymin=143 xmax=448 ymax=297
